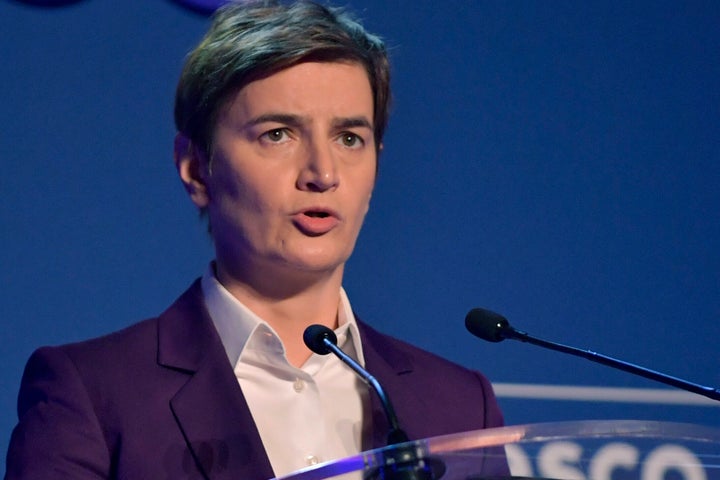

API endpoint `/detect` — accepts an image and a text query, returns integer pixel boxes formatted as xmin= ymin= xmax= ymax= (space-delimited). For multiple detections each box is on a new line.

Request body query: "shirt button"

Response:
xmin=305 ymin=455 xmax=320 ymax=466
xmin=293 ymin=378 xmax=305 ymax=392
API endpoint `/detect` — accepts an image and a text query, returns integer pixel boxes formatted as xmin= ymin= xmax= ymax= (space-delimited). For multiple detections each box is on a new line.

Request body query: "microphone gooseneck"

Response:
xmin=465 ymin=308 xmax=720 ymax=402
xmin=303 ymin=325 xmax=446 ymax=480
xmin=303 ymin=324 xmax=408 ymax=445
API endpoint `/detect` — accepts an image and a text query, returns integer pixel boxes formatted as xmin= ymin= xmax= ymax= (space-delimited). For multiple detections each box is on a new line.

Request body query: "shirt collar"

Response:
xmin=200 ymin=263 xmax=365 ymax=369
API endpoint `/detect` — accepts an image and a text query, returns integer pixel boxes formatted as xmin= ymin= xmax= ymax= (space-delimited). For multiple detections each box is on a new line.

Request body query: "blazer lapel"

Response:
xmin=158 ymin=281 xmax=274 ymax=480
xmin=357 ymin=320 xmax=414 ymax=450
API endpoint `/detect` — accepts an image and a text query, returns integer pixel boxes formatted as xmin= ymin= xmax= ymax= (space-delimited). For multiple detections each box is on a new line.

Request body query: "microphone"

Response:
xmin=465 ymin=308 xmax=720 ymax=402
xmin=303 ymin=324 xmax=409 ymax=445
xmin=303 ymin=325 xmax=446 ymax=480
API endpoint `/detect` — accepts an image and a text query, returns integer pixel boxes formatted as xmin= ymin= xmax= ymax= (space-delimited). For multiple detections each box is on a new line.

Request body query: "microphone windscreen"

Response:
xmin=303 ymin=324 xmax=338 ymax=355
xmin=465 ymin=308 xmax=510 ymax=342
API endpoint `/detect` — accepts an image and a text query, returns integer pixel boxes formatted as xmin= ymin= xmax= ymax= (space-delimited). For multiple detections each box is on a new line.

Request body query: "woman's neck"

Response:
xmin=214 ymin=261 xmax=345 ymax=367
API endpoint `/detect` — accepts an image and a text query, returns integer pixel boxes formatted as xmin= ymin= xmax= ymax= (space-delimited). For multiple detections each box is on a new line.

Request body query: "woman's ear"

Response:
xmin=174 ymin=133 xmax=209 ymax=209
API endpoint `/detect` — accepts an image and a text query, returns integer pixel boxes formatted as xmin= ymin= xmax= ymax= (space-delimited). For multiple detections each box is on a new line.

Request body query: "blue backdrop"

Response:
xmin=1 ymin=1 xmax=718 ymax=474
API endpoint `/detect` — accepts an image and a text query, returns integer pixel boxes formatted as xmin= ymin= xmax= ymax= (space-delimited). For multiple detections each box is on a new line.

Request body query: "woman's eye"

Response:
xmin=338 ymin=133 xmax=364 ymax=148
xmin=262 ymin=128 xmax=290 ymax=143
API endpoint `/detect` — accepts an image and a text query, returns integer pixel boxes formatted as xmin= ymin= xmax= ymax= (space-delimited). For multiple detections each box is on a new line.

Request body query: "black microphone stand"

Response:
xmin=508 ymin=326 xmax=720 ymax=401
xmin=303 ymin=325 xmax=446 ymax=480
xmin=466 ymin=307 xmax=720 ymax=402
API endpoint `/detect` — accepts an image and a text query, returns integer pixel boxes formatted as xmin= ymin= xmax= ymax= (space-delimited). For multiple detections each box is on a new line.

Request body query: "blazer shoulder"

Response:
xmin=60 ymin=315 xmax=159 ymax=360
xmin=357 ymin=319 xmax=506 ymax=436
xmin=358 ymin=319 xmax=484 ymax=380
xmin=53 ymin=278 xmax=206 ymax=367
xmin=17 ymin=279 xmax=208 ymax=416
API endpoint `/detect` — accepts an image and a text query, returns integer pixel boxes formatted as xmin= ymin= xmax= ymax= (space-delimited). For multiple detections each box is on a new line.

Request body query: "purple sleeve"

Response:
xmin=5 ymin=347 xmax=111 ymax=479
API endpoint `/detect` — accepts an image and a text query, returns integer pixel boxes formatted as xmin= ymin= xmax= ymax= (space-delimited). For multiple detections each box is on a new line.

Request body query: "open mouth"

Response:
xmin=293 ymin=209 xmax=339 ymax=235
xmin=305 ymin=211 xmax=330 ymax=218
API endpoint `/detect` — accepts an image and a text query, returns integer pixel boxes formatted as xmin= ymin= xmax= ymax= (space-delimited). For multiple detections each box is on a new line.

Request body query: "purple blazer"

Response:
xmin=6 ymin=280 xmax=504 ymax=479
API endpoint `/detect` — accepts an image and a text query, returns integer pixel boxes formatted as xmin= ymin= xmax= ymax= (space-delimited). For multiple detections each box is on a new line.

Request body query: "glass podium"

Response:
xmin=273 ymin=421 xmax=720 ymax=480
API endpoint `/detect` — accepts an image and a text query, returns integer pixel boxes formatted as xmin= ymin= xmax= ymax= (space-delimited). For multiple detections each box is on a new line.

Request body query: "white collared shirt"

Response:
xmin=201 ymin=267 xmax=368 ymax=477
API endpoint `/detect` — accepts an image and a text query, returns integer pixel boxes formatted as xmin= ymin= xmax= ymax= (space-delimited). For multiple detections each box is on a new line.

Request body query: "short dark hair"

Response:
xmin=174 ymin=0 xmax=391 ymax=157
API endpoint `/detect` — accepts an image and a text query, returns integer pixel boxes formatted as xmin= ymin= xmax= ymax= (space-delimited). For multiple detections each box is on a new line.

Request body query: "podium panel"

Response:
xmin=274 ymin=421 xmax=720 ymax=480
